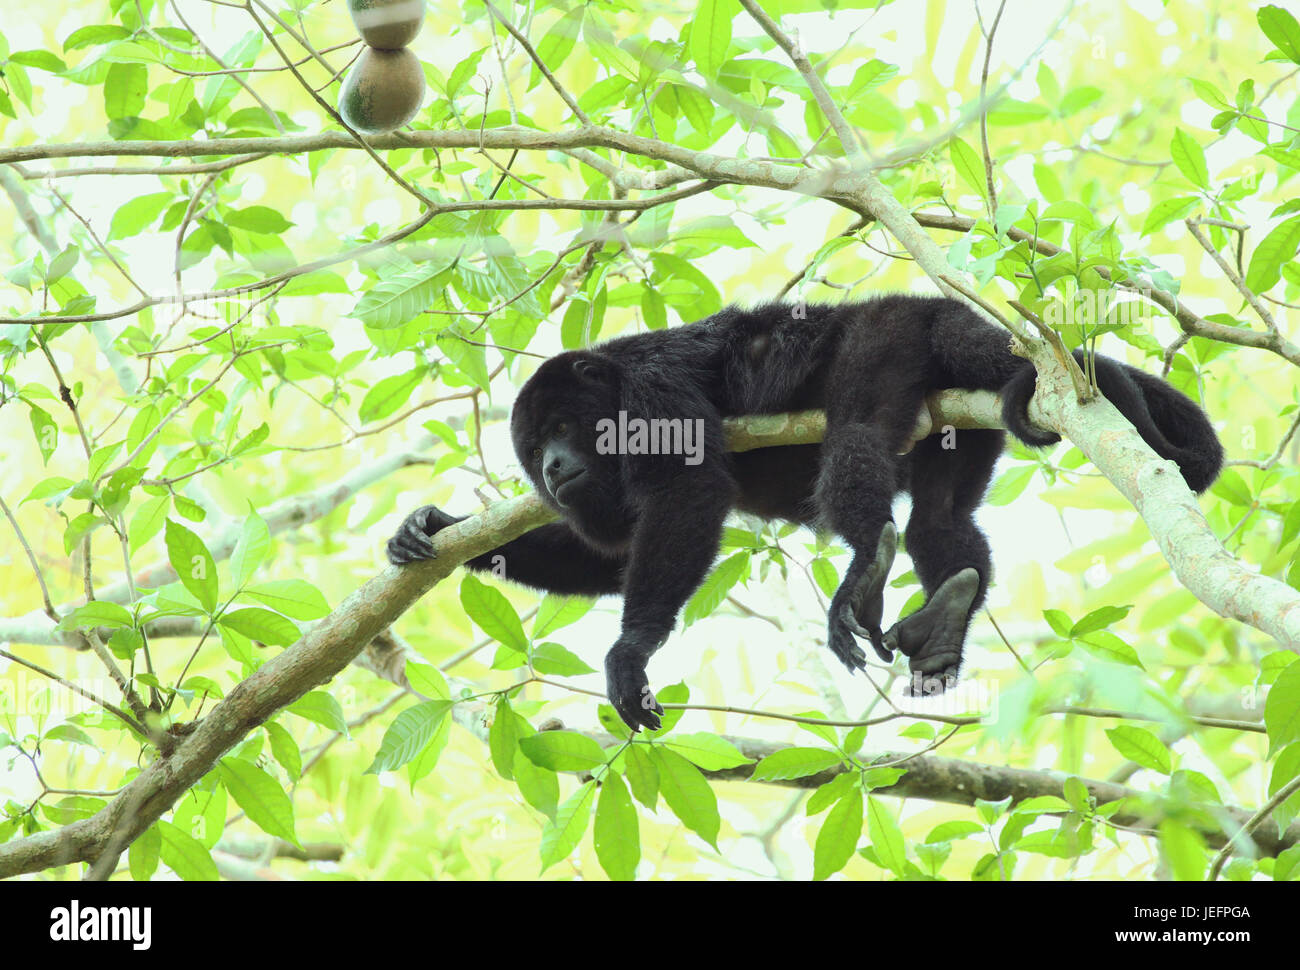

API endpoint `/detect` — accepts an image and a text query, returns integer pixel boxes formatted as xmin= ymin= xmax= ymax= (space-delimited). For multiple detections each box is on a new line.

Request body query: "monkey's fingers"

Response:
xmin=386 ymin=524 xmax=438 ymax=564
xmin=828 ymin=604 xmax=870 ymax=672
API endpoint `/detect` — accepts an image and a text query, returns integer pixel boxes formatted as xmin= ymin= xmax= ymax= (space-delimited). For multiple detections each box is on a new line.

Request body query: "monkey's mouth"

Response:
xmin=551 ymin=470 xmax=587 ymax=507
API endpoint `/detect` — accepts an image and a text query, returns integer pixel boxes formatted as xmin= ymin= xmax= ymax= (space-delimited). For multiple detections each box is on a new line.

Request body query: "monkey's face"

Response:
xmin=511 ymin=353 xmax=632 ymax=548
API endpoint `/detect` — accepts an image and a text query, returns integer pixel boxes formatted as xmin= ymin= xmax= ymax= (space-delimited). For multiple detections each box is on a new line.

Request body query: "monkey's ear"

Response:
xmin=572 ymin=358 xmax=608 ymax=383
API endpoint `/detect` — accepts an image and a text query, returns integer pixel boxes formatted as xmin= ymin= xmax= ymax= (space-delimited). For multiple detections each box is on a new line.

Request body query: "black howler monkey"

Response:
xmin=387 ymin=296 xmax=1223 ymax=732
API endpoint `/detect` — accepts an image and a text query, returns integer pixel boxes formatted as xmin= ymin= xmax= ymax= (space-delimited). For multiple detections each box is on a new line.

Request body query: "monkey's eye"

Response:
xmin=532 ymin=447 xmax=543 ymax=461
xmin=555 ymin=422 xmax=568 ymax=436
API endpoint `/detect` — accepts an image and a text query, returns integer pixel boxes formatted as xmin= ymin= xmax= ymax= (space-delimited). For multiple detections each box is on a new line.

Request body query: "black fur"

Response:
xmin=387 ymin=296 xmax=1224 ymax=730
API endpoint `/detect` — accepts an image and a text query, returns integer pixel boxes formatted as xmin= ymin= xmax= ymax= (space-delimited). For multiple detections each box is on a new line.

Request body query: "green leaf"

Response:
xmin=165 ymin=519 xmax=218 ymax=613
xmin=366 ymin=700 xmax=453 ymax=774
xmin=57 ymin=600 xmax=133 ymax=631
xmin=386 ymin=659 xmax=440 ymax=702
xmin=157 ymin=820 xmax=219 ymax=880
xmin=1105 ymin=725 xmax=1172 ymax=774
xmin=459 ymin=574 xmax=528 ymax=652
xmin=976 ymin=796 xmax=1012 ymax=825
xmin=689 ymin=0 xmax=733 ymax=78
xmin=683 ymin=551 xmax=750 ymax=625
xmin=217 ymin=757 xmax=297 ymax=843
xmin=531 ymin=5 xmax=585 ymax=89
xmin=171 ymin=782 xmax=226 ymax=848
xmin=539 ymin=781 xmax=596 ymax=872
xmin=650 ymin=747 xmax=720 ymax=848
xmin=594 ymin=770 xmax=640 ymax=881
xmin=28 ymin=404 xmax=57 ymax=464
xmin=847 ymin=59 xmax=899 ymax=96
xmin=225 ymin=205 xmax=293 ymax=234
xmin=288 ymin=690 xmax=348 ymax=734
xmin=104 ymin=61 xmax=147 ymax=119
xmin=751 ymin=746 xmax=843 ymax=781
xmin=514 ymin=747 xmax=560 ymax=819
xmin=664 ymin=733 xmax=753 ymax=770
xmin=231 ymin=421 xmax=269 ymax=456
xmin=445 ymin=47 xmax=486 ymax=98
xmin=1259 ymin=5 xmax=1300 ymax=63
xmin=1246 ymin=216 xmax=1300 ymax=293
xmin=230 ymin=510 xmax=269 ymax=590
xmin=986 ymin=464 xmax=1035 ymax=505
xmin=218 ymin=607 xmax=298 ymax=647
xmin=988 ymin=98 xmax=1050 ymax=125
xmin=359 ymin=368 xmax=425 ymax=423
xmin=20 ymin=475 xmax=75 ymax=505
xmin=1141 ymin=196 xmax=1199 ymax=236
xmin=64 ymin=24 xmax=130 ymax=51
xmin=949 ymin=137 xmax=987 ymax=198
xmin=814 ymin=786 xmax=863 ymax=880
xmin=407 ymin=710 xmax=452 ymax=787
xmin=489 ymin=699 xmax=521 ymax=780
xmin=243 ymin=579 xmax=330 ymax=620
xmin=519 ymin=730 xmax=607 ymax=771
xmin=43 ymin=723 xmax=95 ymax=746
xmin=532 ymin=594 xmax=594 ymax=638
xmin=1058 ymin=85 xmax=1103 ymax=117
xmin=531 ymin=642 xmax=597 ymax=676
xmin=624 ymin=743 xmax=659 ymax=809
xmin=926 ymin=820 xmax=984 ymax=843
xmin=108 ymin=192 xmax=171 ymax=240
xmin=1170 ymin=129 xmax=1209 ymax=188
xmin=1158 ymin=819 xmax=1206 ymax=880
xmin=264 ymin=720 xmax=302 ymax=780
xmin=1070 ymin=604 xmax=1131 ymax=636
xmin=867 ymin=795 xmax=907 ymax=877
xmin=349 ymin=264 xmax=446 ymax=329
xmin=1042 ymin=609 xmax=1072 ymax=637
xmin=1189 ymin=77 xmax=1229 ymax=109
xmin=640 ymin=283 xmax=667 ymax=330
xmin=1266 ymin=660 xmax=1300 ymax=754
xmin=129 ymin=494 xmax=169 ymax=554
xmin=1275 ymin=844 xmax=1300 ymax=881
xmin=128 ymin=824 xmax=161 ymax=881
xmin=1078 ymin=630 xmax=1144 ymax=668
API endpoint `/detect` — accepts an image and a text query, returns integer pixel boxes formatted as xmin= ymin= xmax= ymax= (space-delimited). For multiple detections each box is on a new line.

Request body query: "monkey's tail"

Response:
xmin=1000 ymin=351 xmax=1224 ymax=494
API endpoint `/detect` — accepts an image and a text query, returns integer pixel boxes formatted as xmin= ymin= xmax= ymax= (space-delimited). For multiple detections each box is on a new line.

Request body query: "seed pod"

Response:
xmin=347 ymin=0 xmax=425 ymax=50
xmin=338 ymin=46 xmax=425 ymax=135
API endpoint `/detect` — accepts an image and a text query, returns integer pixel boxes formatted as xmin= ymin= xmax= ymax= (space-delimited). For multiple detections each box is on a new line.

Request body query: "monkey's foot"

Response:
xmin=882 ymin=567 xmax=979 ymax=696
xmin=827 ymin=523 xmax=898 ymax=672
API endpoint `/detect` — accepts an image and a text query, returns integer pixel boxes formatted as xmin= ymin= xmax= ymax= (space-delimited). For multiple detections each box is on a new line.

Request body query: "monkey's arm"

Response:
xmin=604 ymin=483 xmax=732 ymax=732
xmin=387 ymin=505 xmax=625 ymax=596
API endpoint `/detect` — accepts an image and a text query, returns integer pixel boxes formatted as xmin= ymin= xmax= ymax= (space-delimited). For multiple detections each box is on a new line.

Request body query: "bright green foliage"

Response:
xmin=0 ymin=0 xmax=1297 ymax=886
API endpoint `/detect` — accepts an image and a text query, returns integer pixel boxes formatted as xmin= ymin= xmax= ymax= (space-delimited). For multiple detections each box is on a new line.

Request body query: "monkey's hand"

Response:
xmin=605 ymin=641 xmax=663 ymax=733
xmin=386 ymin=505 xmax=464 ymax=565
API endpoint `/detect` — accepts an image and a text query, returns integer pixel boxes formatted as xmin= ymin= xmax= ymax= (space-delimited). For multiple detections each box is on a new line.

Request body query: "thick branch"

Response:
xmin=0 ymin=495 xmax=555 ymax=878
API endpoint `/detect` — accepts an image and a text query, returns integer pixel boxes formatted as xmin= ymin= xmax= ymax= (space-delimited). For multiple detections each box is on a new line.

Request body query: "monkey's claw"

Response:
xmin=605 ymin=649 xmax=663 ymax=733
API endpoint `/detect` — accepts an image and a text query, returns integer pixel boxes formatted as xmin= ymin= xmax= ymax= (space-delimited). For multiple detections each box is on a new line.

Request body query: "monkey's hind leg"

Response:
xmin=882 ymin=567 xmax=981 ymax=696
xmin=884 ymin=431 xmax=1003 ymax=696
